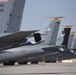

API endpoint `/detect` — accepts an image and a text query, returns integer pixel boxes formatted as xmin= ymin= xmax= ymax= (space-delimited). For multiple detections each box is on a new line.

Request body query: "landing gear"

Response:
xmin=51 ymin=60 xmax=56 ymax=63
xmin=18 ymin=61 xmax=27 ymax=65
xmin=3 ymin=61 xmax=15 ymax=66
xmin=31 ymin=61 xmax=38 ymax=64
xmin=45 ymin=60 xmax=51 ymax=63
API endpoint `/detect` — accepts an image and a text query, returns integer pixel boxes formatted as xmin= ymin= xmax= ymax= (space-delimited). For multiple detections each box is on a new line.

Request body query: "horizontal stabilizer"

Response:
xmin=42 ymin=45 xmax=65 ymax=52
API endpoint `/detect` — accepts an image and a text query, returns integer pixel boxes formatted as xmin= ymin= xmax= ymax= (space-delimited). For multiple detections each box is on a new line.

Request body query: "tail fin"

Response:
xmin=73 ymin=36 xmax=76 ymax=49
xmin=67 ymin=32 xmax=75 ymax=49
xmin=57 ymin=26 xmax=72 ymax=48
xmin=61 ymin=26 xmax=72 ymax=48
xmin=4 ymin=0 xmax=26 ymax=33
xmin=0 ymin=0 xmax=14 ymax=33
xmin=43 ymin=17 xmax=62 ymax=45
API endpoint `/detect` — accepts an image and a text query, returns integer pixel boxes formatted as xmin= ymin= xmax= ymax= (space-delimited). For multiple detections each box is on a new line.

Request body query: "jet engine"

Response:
xmin=33 ymin=33 xmax=41 ymax=42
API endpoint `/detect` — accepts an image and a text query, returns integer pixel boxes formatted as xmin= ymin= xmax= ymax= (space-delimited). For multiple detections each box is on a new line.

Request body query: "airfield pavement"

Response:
xmin=0 ymin=62 xmax=76 ymax=75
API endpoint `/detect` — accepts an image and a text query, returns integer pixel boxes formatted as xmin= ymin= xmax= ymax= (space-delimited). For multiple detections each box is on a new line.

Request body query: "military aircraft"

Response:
xmin=0 ymin=0 xmax=40 ymax=65
xmin=23 ymin=26 xmax=76 ymax=63
xmin=0 ymin=17 xmax=64 ymax=65
xmin=0 ymin=0 xmax=75 ymax=66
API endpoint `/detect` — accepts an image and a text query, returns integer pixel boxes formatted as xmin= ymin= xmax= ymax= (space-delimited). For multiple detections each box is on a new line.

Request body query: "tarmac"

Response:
xmin=0 ymin=62 xmax=76 ymax=75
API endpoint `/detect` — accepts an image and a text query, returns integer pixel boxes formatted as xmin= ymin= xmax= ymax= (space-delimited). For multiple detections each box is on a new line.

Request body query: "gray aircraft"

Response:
xmin=25 ymin=26 xmax=76 ymax=63
xmin=0 ymin=0 xmax=40 ymax=65
xmin=47 ymin=27 xmax=76 ymax=62
xmin=0 ymin=0 xmax=75 ymax=66
xmin=0 ymin=17 xmax=64 ymax=65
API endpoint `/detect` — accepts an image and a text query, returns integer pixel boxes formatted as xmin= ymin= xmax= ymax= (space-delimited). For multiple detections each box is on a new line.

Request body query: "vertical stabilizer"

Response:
xmin=67 ymin=32 xmax=75 ymax=49
xmin=43 ymin=17 xmax=62 ymax=45
xmin=5 ymin=0 xmax=26 ymax=33
xmin=73 ymin=36 xmax=76 ymax=49
xmin=61 ymin=26 xmax=72 ymax=48
xmin=0 ymin=0 xmax=14 ymax=33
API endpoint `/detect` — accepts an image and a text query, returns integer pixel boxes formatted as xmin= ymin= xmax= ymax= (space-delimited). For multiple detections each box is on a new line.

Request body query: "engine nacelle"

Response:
xmin=33 ymin=33 xmax=41 ymax=42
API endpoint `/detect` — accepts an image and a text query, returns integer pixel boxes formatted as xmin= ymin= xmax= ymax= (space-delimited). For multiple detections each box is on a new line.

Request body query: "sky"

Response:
xmin=21 ymin=0 xmax=76 ymax=34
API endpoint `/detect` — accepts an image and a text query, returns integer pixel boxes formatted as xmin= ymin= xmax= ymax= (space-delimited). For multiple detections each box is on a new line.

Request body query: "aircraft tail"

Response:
xmin=73 ymin=36 xmax=76 ymax=49
xmin=67 ymin=32 xmax=75 ymax=49
xmin=57 ymin=26 xmax=72 ymax=48
xmin=43 ymin=17 xmax=62 ymax=45
xmin=4 ymin=0 xmax=26 ymax=33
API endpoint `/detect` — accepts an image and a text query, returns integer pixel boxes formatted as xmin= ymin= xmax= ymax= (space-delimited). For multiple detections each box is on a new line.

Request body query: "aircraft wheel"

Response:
xmin=18 ymin=61 xmax=27 ymax=65
xmin=3 ymin=61 xmax=15 ymax=66
xmin=31 ymin=61 xmax=38 ymax=64
xmin=51 ymin=60 xmax=56 ymax=63
xmin=3 ymin=62 xmax=8 ymax=66
xmin=45 ymin=61 xmax=51 ymax=63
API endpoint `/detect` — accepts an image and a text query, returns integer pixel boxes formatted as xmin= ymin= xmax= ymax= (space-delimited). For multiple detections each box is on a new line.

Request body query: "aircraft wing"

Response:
xmin=42 ymin=45 xmax=65 ymax=52
xmin=0 ymin=30 xmax=38 ymax=48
